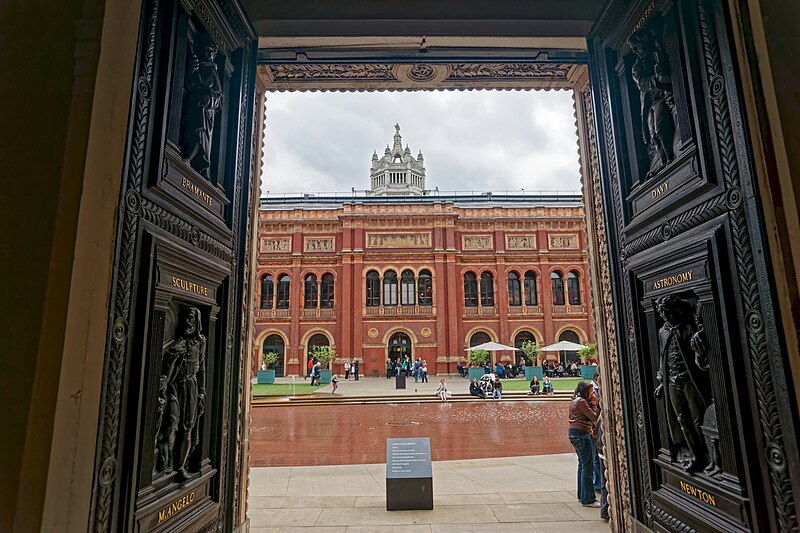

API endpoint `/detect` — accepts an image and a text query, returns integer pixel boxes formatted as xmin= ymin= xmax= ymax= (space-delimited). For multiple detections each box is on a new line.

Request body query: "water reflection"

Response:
xmin=250 ymin=401 xmax=571 ymax=466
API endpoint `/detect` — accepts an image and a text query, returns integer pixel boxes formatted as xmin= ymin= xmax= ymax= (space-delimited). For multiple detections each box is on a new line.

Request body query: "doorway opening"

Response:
xmin=387 ymin=331 xmax=412 ymax=365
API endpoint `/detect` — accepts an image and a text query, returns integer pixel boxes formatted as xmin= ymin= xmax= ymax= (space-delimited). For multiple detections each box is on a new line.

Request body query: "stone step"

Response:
xmin=252 ymin=391 xmax=572 ymax=407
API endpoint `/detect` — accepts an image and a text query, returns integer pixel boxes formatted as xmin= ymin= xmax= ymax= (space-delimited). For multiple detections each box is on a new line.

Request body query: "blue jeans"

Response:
xmin=493 ymin=389 xmax=502 ymax=399
xmin=593 ymin=438 xmax=603 ymax=491
xmin=568 ymin=428 xmax=596 ymax=504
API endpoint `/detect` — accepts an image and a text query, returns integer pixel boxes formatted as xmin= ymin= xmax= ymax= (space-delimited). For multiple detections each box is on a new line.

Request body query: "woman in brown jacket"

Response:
xmin=569 ymin=380 xmax=600 ymax=507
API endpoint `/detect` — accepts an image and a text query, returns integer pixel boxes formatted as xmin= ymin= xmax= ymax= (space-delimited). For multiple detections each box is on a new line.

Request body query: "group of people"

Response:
xmin=387 ymin=356 xmax=428 ymax=382
xmin=341 ymin=359 xmax=360 ymax=380
xmin=527 ymin=376 xmax=554 ymax=395
xmin=306 ymin=358 xmax=360 ymax=386
xmin=567 ymin=371 xmax=608 ymax=521
xmin=455 ymin=360 xmax=526 ymax=379
xmin=468 ymin=376 xmax=504 ymax=399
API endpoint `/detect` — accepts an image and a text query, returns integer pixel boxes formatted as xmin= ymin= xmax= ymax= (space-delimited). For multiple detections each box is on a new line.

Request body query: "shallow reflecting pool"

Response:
xmin=250 ymin=401 xmax=571 ymax=466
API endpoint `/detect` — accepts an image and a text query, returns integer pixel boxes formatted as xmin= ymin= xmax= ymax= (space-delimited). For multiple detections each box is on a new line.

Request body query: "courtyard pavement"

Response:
xmin=248 ymin=452 xmax=608 ymax=532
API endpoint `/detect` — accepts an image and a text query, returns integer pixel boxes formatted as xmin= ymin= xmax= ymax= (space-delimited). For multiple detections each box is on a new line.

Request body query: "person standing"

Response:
xmin=331 ymin=374 xmax=339 ymax=394
xmin=568 ymin=381 xmax=601 ymax=507
xmin=352 ymin=358 xmax=360 ymax=381
xmin=344 ymin=360 xmax=351 ymax=380
xmin=386 ymin=358 xmax=392 ymax=379
xmin=305 ymin=357 xmax=313 ymax=380
xmin=310 ymin=359 xmax=321 ymax=386
xmin=421 ymin=360 xmax=428 ymax=383
xmin=413 ymin=357 xmax=420 ymax=383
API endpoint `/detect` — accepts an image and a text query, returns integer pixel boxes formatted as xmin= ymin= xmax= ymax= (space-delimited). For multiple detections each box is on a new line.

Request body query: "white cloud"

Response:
xmin=261 ymin=89 xmax=580 ymax=196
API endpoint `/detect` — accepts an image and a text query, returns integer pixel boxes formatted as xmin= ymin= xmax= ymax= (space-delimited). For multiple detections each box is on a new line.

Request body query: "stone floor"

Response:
xmin=248 ymin=453 xmax=608 ymax=532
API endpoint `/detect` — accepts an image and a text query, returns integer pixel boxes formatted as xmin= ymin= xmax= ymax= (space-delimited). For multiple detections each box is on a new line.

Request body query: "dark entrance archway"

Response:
xmin=557 ymin=329 xmax=580 ymax=366
xmin=387 ymin=331 xmax=412 ymax=365
xmin=262 ymin=334 xmax=285 ymax=377
xmin=513 ymin=330 xmax=536 ymax=365
xmin=306 ymin=333 xmax=330 ymax=366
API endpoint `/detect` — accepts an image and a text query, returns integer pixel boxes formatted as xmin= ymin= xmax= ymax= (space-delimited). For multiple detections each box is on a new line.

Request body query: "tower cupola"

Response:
xmin=369 ymin=124 xmax=426 ymax=196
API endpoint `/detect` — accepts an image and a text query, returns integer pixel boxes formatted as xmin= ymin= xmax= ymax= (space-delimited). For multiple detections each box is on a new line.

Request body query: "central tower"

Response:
xmin=369 ymin=124 xmax=426 ymax=196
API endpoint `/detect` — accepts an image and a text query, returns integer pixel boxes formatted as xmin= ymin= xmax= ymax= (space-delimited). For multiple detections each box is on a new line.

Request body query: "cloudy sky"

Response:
xmin=260 ymin=90 xmax=580 ymax=196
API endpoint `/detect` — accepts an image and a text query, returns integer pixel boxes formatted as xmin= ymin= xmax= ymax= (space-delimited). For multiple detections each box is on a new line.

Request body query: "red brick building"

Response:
xmin=253 ymin=194 xmax=594 ymax=377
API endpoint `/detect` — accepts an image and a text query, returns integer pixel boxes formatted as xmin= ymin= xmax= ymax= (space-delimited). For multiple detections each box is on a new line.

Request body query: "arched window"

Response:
xmin=507 ymin=271 xmax=522 ymax=306
xmin=304 ymin=274 xmax=318 ymax=308
xmin=464 ymin=272 xmax=478 ymax=307
xmin=383 ymin=270 xmax=398 ymax=306
xmin=320 ymin=273 xmax=334 ymax=308
xmin=366 ymin=270 xmax=380 ymax=307
xmin=417 ymin=269 xmax=432 ymax=306
xmin=469 ymin=331 xmax=492 ymax=347
xmin=524 ymin=271 xmax=538 ymax=306
xmin=276 ymin=275 xmax=291 ymax=309
xmin=307 ymin=333 xmax=330 ymax=365
xmin=260 ymin=274 xmax=274 ymax=309
xmin=551 ymin=271 xmax=565 ymax=306
xmin=263 ymin=334 xmax=285 ymax=377
xmin=480 ymin=272 xmax=495 ymax=307
xmin=568 ymin=270 xmax=581 ymax=305
xmin=558 ymin=329 xmax=581 ymax=365
xmin=400 ymin=270 xmax=416 ymax=306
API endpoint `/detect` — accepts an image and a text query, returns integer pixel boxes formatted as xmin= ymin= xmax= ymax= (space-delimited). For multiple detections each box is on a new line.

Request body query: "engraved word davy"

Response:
xmin=678 ymin=481 xmax=716 ymax=507
xmin=650 ymin=180 xmax=669 ymax=199
xmin=171 ymin=276 xmax=209 ymax=297
xmin=157 ymin=491 xmax=196 ymax=523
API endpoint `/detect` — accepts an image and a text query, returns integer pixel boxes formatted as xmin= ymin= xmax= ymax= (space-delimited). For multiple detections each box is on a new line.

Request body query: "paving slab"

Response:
xmin=249 ymin=454 xmax=607 ymax=531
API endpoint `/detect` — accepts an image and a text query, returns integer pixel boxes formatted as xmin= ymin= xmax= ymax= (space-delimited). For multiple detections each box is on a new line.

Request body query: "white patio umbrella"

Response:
xmin=539 ymin=340 xmax=586 ymax=351
xmin=465 ymin=341 xmax=520 ymax=352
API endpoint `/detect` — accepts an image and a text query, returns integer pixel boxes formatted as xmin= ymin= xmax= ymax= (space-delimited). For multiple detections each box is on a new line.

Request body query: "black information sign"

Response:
xmin=386 ymin=438 xmax=433 ymax=511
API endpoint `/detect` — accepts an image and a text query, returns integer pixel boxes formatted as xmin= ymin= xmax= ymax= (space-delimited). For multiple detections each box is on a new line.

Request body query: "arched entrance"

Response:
xmin=306 ymin=333 xmax=330 ymax=366
xmin=558 ymin=329 xmax=581 ymax=366
xmin=387 ymin=331 xmax=412 ymax=366
xmin=262 ymin=334 xmax=285 ymax=377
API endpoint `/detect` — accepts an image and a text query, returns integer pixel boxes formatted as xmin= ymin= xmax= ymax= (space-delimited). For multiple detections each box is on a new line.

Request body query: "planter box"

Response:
xmin=524 ymin=367 xmax=543 ymax=381
xmin=319 ymin=369 xmax=332 ymax=384
xmin=467 ymin=367 xmax=486 ymax=380
xmin=580 ymin=365 xmax=598 ymax=379
xmin=257 ymin=369 xmax=275 ymax=384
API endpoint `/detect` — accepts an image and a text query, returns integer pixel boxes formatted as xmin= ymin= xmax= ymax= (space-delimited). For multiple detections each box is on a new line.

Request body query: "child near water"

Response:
xmin=331 ymin=374 xmax=339 ymax=394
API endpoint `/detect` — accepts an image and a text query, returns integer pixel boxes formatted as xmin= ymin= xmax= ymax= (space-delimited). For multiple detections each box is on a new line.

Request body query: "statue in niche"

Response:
xmin=628 ymin=26 xmax=677 ymax=177
xmin=180 ymin=33 xmax=223 ymax=179
xmin=154 ymin=306 xmax=207 ymax=481
xmin=654 ymin=295 xmax=712 ymax=473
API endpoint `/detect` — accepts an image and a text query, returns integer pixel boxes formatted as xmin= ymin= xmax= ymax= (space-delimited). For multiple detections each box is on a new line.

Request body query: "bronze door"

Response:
xmin=589 ymin=0 xmax=798 ymax=531
xmin=89 ymin=0 xmax=256 ymax=531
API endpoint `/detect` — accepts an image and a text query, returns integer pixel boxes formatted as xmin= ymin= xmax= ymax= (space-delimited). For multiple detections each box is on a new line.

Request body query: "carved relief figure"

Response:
xmin=654 ymin=295 xmax=712 ymax=473
xmin=155 ymin=306 xmax=207 ymax=481
xmin=180 ymin=33 xmax=223 ymax=179
xmin=628 ymin=26 xmax=677 ymax=177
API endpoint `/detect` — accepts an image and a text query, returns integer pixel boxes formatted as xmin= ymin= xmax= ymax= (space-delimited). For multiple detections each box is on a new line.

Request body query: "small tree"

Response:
xmin=310 ymin=345 xmax=337 ymax=368
xmin=467 ymin=348 xmax=490 ymax=367
xmin=578 ymin=343 xmax=597 ymax=364
xmin=520 ymin=340 xmax=543 ymax=366
xmin=261 ymin=351 xmax=279 ymax=370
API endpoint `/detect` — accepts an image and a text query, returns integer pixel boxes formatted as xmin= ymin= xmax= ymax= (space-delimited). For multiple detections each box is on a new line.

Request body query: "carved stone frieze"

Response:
xmin=260 ymin=237 xmax=291 ymax=253
xmin=366 ymin=232 xmax=431 ymax=248
xmin=462 ymin=235 xmax=493 ymax=251
xmin=259 ymin=62 xmax=577 ymax=91
xmin=505 ymin=235 xmax=536 ymax=250
xmin=578 ymin=82 xmax=631 ymax=529
xmin=304 ymin=237 xmax=334 ymax=252
xmin=548 ymin=234 xmax=579 ymax=250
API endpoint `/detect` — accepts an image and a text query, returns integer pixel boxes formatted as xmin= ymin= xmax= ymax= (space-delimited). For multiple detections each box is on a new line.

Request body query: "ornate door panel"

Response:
xmin=90 ymin=0 xmax=256 ymax=531
xmin=589 ymin=1 xmax=799 ymax=531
